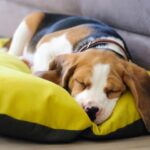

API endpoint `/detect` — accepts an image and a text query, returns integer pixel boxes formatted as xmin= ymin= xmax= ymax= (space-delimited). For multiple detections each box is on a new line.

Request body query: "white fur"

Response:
xmin=9 ymin=21 xmax=32 ymax=56
xmin=32 ymin=34 xmax=73 ymax=72
xmin=75 ymin=64 xmax=118 ymax=124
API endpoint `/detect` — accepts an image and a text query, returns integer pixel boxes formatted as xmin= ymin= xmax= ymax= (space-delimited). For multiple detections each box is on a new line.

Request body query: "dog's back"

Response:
xmin=29 ymin=13 xmax=126 ymax=51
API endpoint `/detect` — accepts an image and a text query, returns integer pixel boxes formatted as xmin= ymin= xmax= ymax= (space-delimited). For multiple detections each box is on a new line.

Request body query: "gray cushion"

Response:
xmin=13 ymin=0 xmax=150 ymax=35
xmin=115 ymin=29 xmax=150 ymax=69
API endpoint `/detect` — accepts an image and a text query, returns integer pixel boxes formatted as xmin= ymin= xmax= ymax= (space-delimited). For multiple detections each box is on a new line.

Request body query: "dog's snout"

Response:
xmin=86 ymin=107 xmax=99 ymax=121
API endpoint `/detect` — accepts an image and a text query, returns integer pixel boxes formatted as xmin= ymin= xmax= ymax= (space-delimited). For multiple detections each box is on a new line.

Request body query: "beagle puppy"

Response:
xmin=9 ymin=12 xmax=150 ymax=132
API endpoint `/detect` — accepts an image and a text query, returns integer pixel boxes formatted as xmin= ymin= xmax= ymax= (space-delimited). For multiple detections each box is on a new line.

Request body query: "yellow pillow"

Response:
xmin=0 ymin=38 xmax=9 ymax=48
xmin=0 ymin=51 xmax=92 ymax=142
xmin=0 ymin=40 xmax=148 ymax=142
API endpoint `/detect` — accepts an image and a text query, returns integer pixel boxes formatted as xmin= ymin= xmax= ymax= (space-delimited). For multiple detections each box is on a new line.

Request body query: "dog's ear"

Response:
xmin=122 ymin=61 xmax=150 ymax=132
xmin=49 ymin=54 xmax=77 ymax=89
xmin=35 ymin=54 xmax=77 ymax=88
xmin=33 ymin=70 xmax=60 ymax=84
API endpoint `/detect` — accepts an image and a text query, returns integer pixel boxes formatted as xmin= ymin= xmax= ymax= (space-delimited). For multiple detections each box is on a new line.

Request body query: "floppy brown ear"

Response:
xmin=123 ymin=61 xmax=150 ymax=132
xmin=33 ymin=70 xmax=60 ymax=84
xmin=48 ymin=54 xmax=77 ymax=88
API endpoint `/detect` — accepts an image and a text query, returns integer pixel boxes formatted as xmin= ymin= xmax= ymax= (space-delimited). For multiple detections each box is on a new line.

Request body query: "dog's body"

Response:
xmin=9 ymin=12 xmax=130 ymax=71
xmin=9 ymin=12 xmax=150 ymax=131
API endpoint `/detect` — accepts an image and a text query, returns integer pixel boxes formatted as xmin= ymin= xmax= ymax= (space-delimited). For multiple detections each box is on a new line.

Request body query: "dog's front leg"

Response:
xmin=9 ymin=12 xmax=44 ymax=56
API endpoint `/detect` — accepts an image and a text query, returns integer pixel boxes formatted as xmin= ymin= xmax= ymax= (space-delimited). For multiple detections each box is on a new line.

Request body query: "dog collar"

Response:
xmin=77 ymin=39 xmax=131 ymax=61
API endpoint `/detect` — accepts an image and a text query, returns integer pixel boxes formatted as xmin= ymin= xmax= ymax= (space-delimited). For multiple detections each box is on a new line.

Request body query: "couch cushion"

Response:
xmin=13 ymin=0 xmax=150 ymax=36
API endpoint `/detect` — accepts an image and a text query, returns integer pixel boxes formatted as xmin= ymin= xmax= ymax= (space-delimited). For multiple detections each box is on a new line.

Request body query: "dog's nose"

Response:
xmin=86 ymin=107 xmax=99 ymax=121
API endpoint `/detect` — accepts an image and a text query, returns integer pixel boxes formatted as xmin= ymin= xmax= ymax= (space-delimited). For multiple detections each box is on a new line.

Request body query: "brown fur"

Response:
xmin=34 ymin=70 xmax=60 ymax=84
xmin=37 ymin=25 xmax=92 ymax=49
xmin=66 ymin=26 xmax=92 ymax=46
xmin=25 ymin=12 xmax=45 ymax=34
xmin=122 ymin=61 xmax=150 ymax=132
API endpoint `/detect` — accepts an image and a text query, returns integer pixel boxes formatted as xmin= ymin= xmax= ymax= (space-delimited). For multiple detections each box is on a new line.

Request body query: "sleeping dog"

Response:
xmin=9 ymin=12 xmax=150 ymax=131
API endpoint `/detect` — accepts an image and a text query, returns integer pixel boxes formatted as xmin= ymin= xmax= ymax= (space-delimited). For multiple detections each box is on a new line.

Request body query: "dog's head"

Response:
xmin=35 ymin=49 xmax=150 ymax=131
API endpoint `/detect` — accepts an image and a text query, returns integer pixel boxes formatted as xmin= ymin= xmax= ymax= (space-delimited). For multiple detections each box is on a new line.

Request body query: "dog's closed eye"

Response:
xmin=104 ymin=83 xmax=125 ymax=99
xmin=72 ymin=80 xmax=86 ymax=96
xmin=105 ymin=88 xmax=123 ymax=99
xmin=75 ymin=79 xmax=86 ymax=89
xmin=75 ymin=79 xmax=91 ymax=89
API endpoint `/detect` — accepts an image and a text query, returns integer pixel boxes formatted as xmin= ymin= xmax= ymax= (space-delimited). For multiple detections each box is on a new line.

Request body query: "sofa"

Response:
xmin=0 ymin=0 xmax=150 ymax=149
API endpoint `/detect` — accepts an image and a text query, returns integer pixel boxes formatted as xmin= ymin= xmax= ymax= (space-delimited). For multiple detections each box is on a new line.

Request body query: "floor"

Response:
xmin=0 ymin=136 xmax=150 ymax=150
